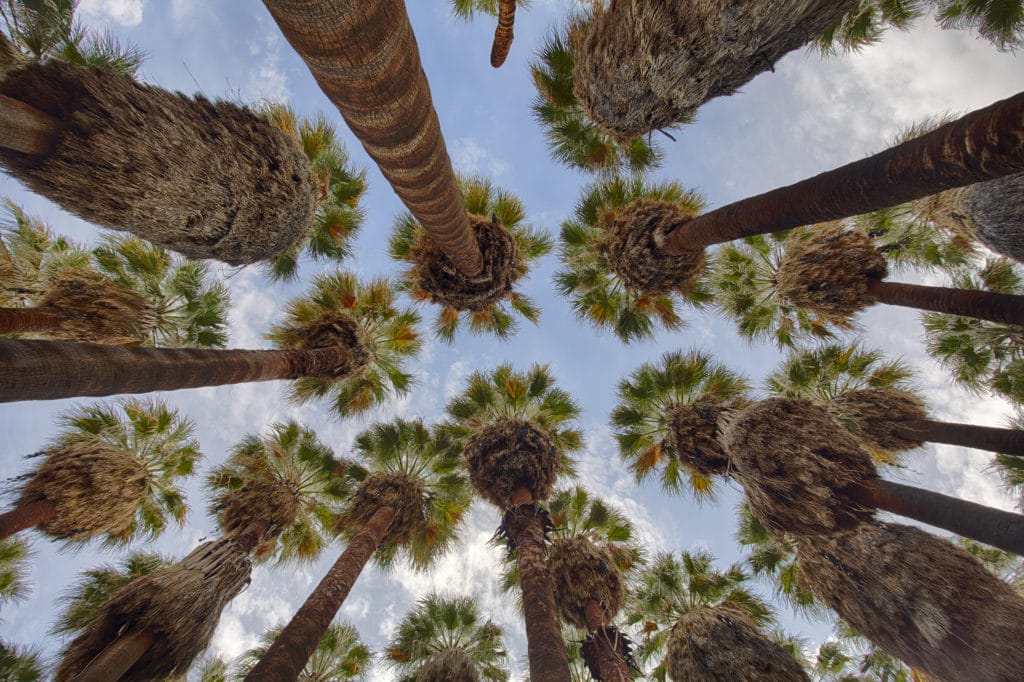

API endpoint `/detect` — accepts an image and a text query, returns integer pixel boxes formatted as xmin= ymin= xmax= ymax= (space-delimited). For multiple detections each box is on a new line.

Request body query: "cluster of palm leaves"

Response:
xmin=1 ymin=0 xmax=1023 ymax=680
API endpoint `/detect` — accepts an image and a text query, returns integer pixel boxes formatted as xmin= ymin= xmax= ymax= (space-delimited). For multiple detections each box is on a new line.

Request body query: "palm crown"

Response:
xmin=206 ymin=421 xmax=350 ymax=564
xmin=389 ymin=176 xmax=552 ymax=342
xmin=734 ymin=504 xmax=820 ymax=616
xmin=0 ymin=200 xmax=89 ymax=306
xmin=387 ymin=593 xmax=509 ymax=682
xmin=267 ymin=271 xmax=422 ymax=417
xmin=611 ymin=349 xmax=750 ymax=501
xmin=260 ymin=104 xmax=367 ymax=282
xmin=237 ymin=622 xmax=371 ymax=680
xmin=555 ymin=176 xmax=712 ymax=343
xmin=0 ymin=538 xmax=30 ymax=607
xmin=765 ymin=343 xmax=916 ymax=402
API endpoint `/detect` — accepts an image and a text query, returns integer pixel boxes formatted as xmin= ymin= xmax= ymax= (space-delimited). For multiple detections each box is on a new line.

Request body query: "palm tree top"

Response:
xmin=387 ymin=593 xmax=509 ymax=682
xmin=764 ymin=342 xmax=917 ymax=403
xmin=237 ymin=621 xmax=372 ymax=680
xmin=0 ymin=537 xmax=31 ymax=607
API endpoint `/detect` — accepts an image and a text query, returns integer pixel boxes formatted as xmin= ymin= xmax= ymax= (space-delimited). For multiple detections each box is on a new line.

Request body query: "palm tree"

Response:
xmin=0 ymin=398 xmax=200 ymax=544
xmin=260 ymin=104 xmax=367 ymax=282
xmin=813 ymin=0 xmax=926 ymax=53
xmin=530 ymin=14 xmax=662 ymax=175
xmin=390 ymin=176 xmax=551 ymax=342
xmin=260 ymin=0 xmax=484 ymax=276
xmin=387 ymin=593 xmax=509 ymax=681
xmin=447 ymin=363 xmax=583 ymax=681
xmin=197 ymin=656 xmax=230 ymax=682
xmin=798 ymin=520 xmax=1024 ymax=681
xmin=735 ymin=504 xmax=821 ymax=616
xmin=625 ymin=550 xmax=808 ymax=681
xmin=573 ymin=0 xmax=857 ymax=141
xmin=923 ymin=257 xmax=1024 ymax=407
xmin=812 ymin=624 xmax=913 ymax=682
xmin=244 ymin=418 xmax=471 ymax=681
xmin=450 ymin=0 xmax=528 ymax=68
xmin=775 ymin=224 xmax=1024 ymax=325
xmin=0 ymin=641 xmax=44 ymax=681
xmin=722 ymin=397 xmax=1024 ymax=555
xmin=0 ymin=537 xmax=31 ymax=610
xmin=711 ymin=231 xmax=847 ymax=348
xmin=0 ymin=270 xmax=413 ymax=403
xmin=555 ymin=176 xmax=713 ymax=343
xmin=611 ymin=349 xmax=750 ymax=500
xmin=236 ymin=622 xmax=371 ymax=680
xmin=206 ymin=421 xmax=351 ymax=564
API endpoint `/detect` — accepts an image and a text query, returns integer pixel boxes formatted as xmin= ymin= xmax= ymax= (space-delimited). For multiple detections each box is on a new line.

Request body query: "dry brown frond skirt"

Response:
xmin=548 ymin=535 xmax=624 ymax=629
xmin=288 ymin=311 xmax=372 ymax=379
xmin=464 ymin=417 xmax=559 ymax=507
xmin=341 ymin=471 xmax=427 ymax=545
xmin=416 ymin=647 xmax=480 ymax=682
xmin=829 ymin=388 xmax=927 ymax=454
xmin=218 ymin=476 xmax=300 ymax=558
xmin=664 ymin=403 xmax=732 ymax=476
xmin=40 ymin=273 xmax=157 ymax=345
xmin=603 ymin=199 xmax=703 ymax=295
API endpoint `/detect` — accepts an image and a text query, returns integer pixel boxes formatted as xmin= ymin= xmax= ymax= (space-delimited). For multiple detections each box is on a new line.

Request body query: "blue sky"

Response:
xmin=2 ymin=1 xmax=1024 ymax=679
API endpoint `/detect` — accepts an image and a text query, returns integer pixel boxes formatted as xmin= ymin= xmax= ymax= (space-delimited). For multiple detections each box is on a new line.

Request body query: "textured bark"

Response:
xmin=899 ymin=418 xmax=1024 ymax=457
xmin=0 ymin=306 xmax=66 ymax=335
xmin=261 ymin=0 xmax=483 ymax=276
xmin=856 ymin=479 xmax=1024 ymax=556
xmin=70 ymin=631 xmax=154 ymax=682
xmin=0 ymin=498 xmax=56 ymax=539
xmin=661 ymin=91 xmax=1024 ymax=253
xmin=505 ymin=500 xmax=571 ymax=682
xmin=580 ymin=601 xmax=630 ymax=682
xmin=0 ymin=93 xmax=58 ymax=155
xmin=867 ymin=279 xmax=1024 ymax=325
xmin=243 ymin=505 xmax=396 ymax=681
xmin=0 ymin=338 xmax=353 ymax=402
xmin=490 ymin=0 xmax=516 ymax=68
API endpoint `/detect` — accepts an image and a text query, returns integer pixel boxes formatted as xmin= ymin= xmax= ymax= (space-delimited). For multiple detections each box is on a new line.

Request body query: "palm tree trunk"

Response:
xmin=0 ymin=338 xmax=353 ymax=402
xmin=854 ymin=479 xmax=1024 ymax=556
xmin=0 ymin=499 xmax=56 ymax=539
xmin=580 ymin=600 xmax=631 ymax=682
xmin=490 ymin=0 xmax=516 ymax=68
xmin=866 ymin=279 xmax=1024 ymax=325
xmin=0 ymin=306 xmax=64 ymax=334
xmin=660 ymin=91 xmax=1024 ymax=253
xmin=260 ymin=0 xmax=483 ymax=276
xmin=243 ymin=505 xmax=397 ymax=681
xmin=0 ymin=93 xmax=58 ymax=155
xmin=70 ymin=630 xmax=154 ymax=682
xmin=896 ymin=418 xmax=1024 ymax=457
xmin=505 ymin=487 xmax=572 ymax=682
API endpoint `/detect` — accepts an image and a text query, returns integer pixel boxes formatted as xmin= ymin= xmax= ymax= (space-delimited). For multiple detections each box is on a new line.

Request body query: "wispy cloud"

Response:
xmin=78 ymin=0 xmax=144 ymax=27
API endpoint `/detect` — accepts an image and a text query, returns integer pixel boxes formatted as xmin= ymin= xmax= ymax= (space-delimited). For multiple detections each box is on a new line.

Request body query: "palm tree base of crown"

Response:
xmin=605 ymin=199 xmax=703 ymax=295
xmin=580 ymin=625 xmax=638 ymax=682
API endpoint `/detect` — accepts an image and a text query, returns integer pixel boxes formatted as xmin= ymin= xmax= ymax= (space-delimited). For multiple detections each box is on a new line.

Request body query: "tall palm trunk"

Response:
xmin=855 ymin=479 xmax=1024 ymax=556
xmin=0 ymin=499 xmax=55 ymax=539
xmin=260 ymin=0 xmax=483 ymax=276
xmin=243 ymin=505 xmax=397 ymax=681
xmin=490 ymin=0 xmax=516 ymax=68
xmin=0 ymin=306 xmax=69 ymax=334
xmin=0 ymin=93 xmax=57 ymax=154
xmin=660 ymin=91 xmax=1024 ymax=254
xmin=70 ymin=631 xmax=154 ymax=682
xmin=866 ymin=279 xmax=1024 ymax=325
xmin=897 ymin=419 xmax=1024 ymax=457
xmin=581 ymin=600 xmax=630 ymax=682
xmin=505 ymin=487 xmax=571 ymax=682
xmin=0 ymin=338 xmax=353 ymax=402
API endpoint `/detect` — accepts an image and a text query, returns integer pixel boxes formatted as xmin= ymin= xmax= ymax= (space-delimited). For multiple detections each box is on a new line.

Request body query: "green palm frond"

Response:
xmin=0 ymin=538 xmax=31 ymax=606
xmin=935 ymin=0 xmax=1024 ymax=50
xmin=236 ymin=622 xmax=371 ymax=680
xmin=0 ymin=640 xmax=45 ymax=681
xmin=267 ymin=271 xmax=422 ymax=417
xmin=764 ymin=342 xmax=918 ymax=402
xmin=813 ymin=0 xmax=927 ymax=53
xmin=0 ymin=200 xmax=90 ymax=306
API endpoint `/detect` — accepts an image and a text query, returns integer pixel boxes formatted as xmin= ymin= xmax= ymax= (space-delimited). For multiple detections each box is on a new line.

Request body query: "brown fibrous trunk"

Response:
xmin=867 ymin=279 xmax=1024 ymax=326
xmin=0 ymin=498 xmax=56 ymax=539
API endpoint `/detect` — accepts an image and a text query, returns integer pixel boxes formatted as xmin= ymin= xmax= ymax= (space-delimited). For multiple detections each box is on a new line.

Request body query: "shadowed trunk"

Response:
xmin=0 ymin=338 xmax=353 ymax=402
xmin=505 ymin=487 xmax=571 ymax=682
xmin=866 ymin=279 xmax=1024 ymax=325
xmin=261 ymin=0 xmax=483 ymax=276
xmin=855 ymin=479 xmax=1024 ymax=556
xmin=580 ymin=600 xmax=630 ymax=682
xmin=490 ymin=0 xmax=516 ymax=68
xmin=0 ymin=499 xmax=56 ymax=539
xmin=896 ymin=419 xmax=1024 ymax=457
xmin=661 ymin=91 xmax=1024 ymax=254
xmin=0 ymin=306 xmax=67 ymax=335
xmin=0 ymin=93 xmax=58 ymax=155
xmin=70 ymin=631 xmax=154 ymax=682
xmin=243 ymin=505 xmax=397 ymax=681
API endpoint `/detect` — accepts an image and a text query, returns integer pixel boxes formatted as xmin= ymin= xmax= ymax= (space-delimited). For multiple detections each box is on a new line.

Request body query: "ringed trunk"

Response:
xmin=580 ymin=600 xmax=630 ymax=682
xmin=260 ymin=0 xmax=483 ymax=276
xmin=0 ymin=339 xmax=353 ymax=402
xmin=490 ymin=0 xmax=516 ymax=68
xmin=897 ymin=418 xmax=1024 ymax=457
xmin=70 ymin=631 xmax=154 ymax=682
xmin=242 ymin=505 xmax=397 ymax=681
xmin=0 ymin=499 xmax=56 ymax=539
xmin=660 ymin=91 xmax=1024 ymax=254
xmin=855 ymin=479 xmax=1024 ymax=556
xmin=866 ymin=279 xmax=1024 ymax=326
xmin=0 ymin=306 xmax=69 ymax=335
xmin=0 ymin=94 xmax=58 ymax=155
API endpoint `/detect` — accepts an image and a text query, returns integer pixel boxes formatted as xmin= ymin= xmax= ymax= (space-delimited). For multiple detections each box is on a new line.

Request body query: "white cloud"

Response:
xmin=78 ymin=0 xmax=143 ymax=27
xmin=450 ymin=137 xmax=511 ymax=178
xmin=245 ymin=33 xmax=291 ymax=104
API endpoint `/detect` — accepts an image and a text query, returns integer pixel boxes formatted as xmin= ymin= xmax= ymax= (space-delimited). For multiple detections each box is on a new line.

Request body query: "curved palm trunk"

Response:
xmin=661 ymin=91 xmax=1024 ymax=254
xmin=506 ymin=487 xmax=571 ymax=682
xmin=0 ymin=499 xmax=56 ymax=539
xmin=0 ymin=93 xmax=58 ymax=155
xmin=260 ymin=0 xmax=483 ymax=276
xmin=490 ymin=0 xmax=516 ymax=68
xmin=0 ymin=306 xmax=66 ymax=334
xmin=0 ymin=338 xmax=352 ymax=402
xmin=855 ymin=479 xmax=1024 ymax=556
xmin=866 ymin=279 xmax=1024 ymax=325
xmin=243 ymin=505 xmax=397 ymax=681
xmin=70 ymin=631 xmax=154 ymax=682
xmin=897 ymin=419 xmax=1024 ymax=457
xmin=580 ymin=600 xmax=630 ymax=682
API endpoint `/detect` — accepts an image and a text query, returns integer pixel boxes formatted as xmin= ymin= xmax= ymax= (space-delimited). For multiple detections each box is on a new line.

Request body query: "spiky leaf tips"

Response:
xmin=387 ymin=594 xmax=509 ymax=682
xmin=612 ymin=349 xmax=749 ymax=501
xmin=0 ymin=537 xmax=31 ymax=607
xmin=267 ymin=271 xmax=421 ymax=418
xmin=555 ymin=176 xmax=712 ymax=343
xmin=390 ymin=176 xmax=551 ymax=344
xmin=206 ymin=421 xmax=350 ymax=564
xmin=237 ymin=622 xmax=371 ymax=680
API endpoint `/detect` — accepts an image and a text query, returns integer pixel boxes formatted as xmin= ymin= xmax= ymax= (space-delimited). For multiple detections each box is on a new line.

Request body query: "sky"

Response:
xmin=2 ymin=1 xmax=1024 ymax=679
